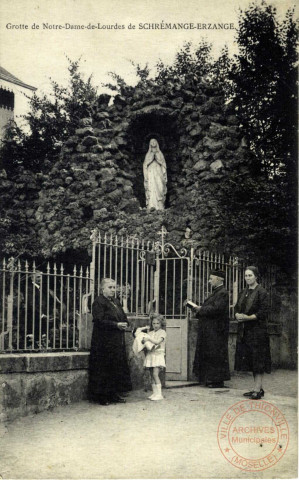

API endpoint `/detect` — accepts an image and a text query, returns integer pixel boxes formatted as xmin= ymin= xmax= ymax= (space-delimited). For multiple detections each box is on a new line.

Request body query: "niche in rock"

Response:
xmin=127 ymin=111 xmax=181 ymax=209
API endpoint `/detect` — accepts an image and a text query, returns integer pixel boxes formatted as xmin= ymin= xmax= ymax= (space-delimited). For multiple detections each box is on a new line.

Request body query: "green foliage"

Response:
xmin=212 ymin=46 xmax=232 ymax=96
xmin=220 ymin=171 xmax=296 ymax=269
xmin=129 ymin=60 xmax=150 ymax=82
xmin=102 ymin=71 xmax=128 ymax=94
xmin=219 ymin=1 xmax=298 ymax=272
xmin=0 ymin=57 xmax=98 ymax=176
xmin=155 ymin=40 xmax=215 ymax=86
xmin=0 ymin=58 xmax=98 ymax=257
xmin=105 ymin=40 xmax=221 ymax=94
xmin=0 ymin=12 xmax=297 ymax=272
xmin=229 ymin=2 xmax=298 ymax=178
xmin=0 ymin=169 xmax=41 ymax=257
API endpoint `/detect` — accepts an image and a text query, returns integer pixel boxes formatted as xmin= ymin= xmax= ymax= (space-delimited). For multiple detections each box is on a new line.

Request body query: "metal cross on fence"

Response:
xmin=157 ymin=225 xmax=168 ymax=253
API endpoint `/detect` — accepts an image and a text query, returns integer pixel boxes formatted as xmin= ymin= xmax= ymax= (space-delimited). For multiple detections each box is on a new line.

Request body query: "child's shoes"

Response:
xmin=150 ymin=384 xmax=164 ymax=401
xmin=148 ymin=384 xmax=157 ymax=399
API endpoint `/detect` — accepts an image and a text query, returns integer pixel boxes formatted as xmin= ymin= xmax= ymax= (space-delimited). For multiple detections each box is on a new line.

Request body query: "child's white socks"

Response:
xmin=148 ymin=384 xmax=157 ymax=399
xmin=150 ymin=384 xmax=164 ymax=401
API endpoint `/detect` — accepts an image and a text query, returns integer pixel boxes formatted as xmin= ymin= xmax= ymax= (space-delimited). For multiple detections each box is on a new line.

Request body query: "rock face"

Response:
xmin=34 ymin=79 xmax=253 ymax=256
xmin=0 ymin=167 xmax=41 ymax=257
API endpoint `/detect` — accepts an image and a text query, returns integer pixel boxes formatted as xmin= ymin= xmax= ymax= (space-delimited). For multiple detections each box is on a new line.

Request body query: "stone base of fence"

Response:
xmin=0 ymin=317 xmax=286 ymax=423
xmin=0 ymin=323 xmax=156 ymax=423
xmin=0 ymin=352 xmax=89 ymax=423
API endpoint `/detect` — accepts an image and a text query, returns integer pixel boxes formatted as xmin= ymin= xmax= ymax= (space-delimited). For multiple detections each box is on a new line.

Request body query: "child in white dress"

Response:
xmin=142 ymin=314 xmax=166 ymax=401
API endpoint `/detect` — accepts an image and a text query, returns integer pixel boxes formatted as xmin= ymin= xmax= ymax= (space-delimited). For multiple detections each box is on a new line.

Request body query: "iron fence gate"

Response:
xmin=90 ymin=231 xmax=276 ymax=321
xmin=0 ymin=231 xmax=277 ymax=353
xmin=90 ymin=231 xmax=194 ymax=319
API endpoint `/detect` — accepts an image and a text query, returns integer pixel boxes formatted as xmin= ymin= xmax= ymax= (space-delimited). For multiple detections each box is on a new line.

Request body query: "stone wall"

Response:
xmin=0 ymin=167 xmax=41 ymax=256
xmin=1 ymin=315 xmax=287 ymax=423
xmin=35 ymin=79 xmax=254 ymax=256
xmin=0 ymin=352 xmax=89 ymax=422
xmin=22 ymin=75 xmax=296 ymax=368
xmin=0 ymin=324 xmax=152 ymax=423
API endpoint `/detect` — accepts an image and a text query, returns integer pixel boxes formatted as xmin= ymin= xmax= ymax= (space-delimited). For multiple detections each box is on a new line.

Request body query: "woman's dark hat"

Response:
xmin=210 ymin=270 xmax=225 ymax=279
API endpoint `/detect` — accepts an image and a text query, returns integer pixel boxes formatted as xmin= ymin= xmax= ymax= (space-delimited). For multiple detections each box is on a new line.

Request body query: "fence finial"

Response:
xmin=90 ymin=228 xmax=98 ymax=242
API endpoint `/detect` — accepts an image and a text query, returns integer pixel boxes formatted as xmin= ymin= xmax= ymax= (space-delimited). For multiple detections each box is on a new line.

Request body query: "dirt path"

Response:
xmin=0 ymin=370 xmax=297 ymax=479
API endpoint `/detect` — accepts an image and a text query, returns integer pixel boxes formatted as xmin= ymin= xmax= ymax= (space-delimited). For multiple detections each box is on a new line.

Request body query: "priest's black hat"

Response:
xmin=210 ymin=270 xmax=225 ymax=279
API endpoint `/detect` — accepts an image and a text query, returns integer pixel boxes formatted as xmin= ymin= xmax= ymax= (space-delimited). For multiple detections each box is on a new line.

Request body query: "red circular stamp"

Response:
xmin=217 ymin=400 xmax=289 ymax=472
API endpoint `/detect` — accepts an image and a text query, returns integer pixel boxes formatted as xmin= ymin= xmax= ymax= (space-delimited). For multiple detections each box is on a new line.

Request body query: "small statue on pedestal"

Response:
xmin=143 ymin=139 xmax=167 ymax=210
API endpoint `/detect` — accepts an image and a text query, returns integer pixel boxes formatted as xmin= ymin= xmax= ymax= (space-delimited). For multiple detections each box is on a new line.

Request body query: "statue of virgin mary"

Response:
xmin=143 ymin=139 xmax=167 ymax=210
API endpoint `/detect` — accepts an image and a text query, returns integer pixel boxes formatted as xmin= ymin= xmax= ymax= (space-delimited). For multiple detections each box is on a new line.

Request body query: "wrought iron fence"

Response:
xmin=0 ymin=258 xmax=90 ymax=352
xmin=90 ymin=231 xmax=277 ymax=321
xmin=0 ymin=232 xmax=277 ymax=353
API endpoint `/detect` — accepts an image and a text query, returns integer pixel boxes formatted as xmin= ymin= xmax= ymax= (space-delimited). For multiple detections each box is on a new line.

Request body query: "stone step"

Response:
xmin=165 ymin=381 xmax=199 ymax=389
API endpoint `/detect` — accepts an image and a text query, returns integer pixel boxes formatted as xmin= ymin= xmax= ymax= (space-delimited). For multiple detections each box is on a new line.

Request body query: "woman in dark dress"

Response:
xmin=234 ymin=266 xmax=271 ymax=400
xmin=89 ymin=278 xmax=132 ymax=405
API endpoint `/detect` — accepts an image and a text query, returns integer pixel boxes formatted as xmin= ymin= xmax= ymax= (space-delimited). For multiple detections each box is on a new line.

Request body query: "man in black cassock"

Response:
xmin=89 ymin=278 xmax=132 ymax=405
xmin=192 ymin=270 xmax=230 ymax=388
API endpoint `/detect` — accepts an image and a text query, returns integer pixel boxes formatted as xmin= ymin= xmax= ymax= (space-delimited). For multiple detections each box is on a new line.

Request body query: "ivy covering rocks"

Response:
xmin=34 ymin=49 xmax=253 ymax=257
xmin=0 ymin=4 xmax=297 ymax=276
